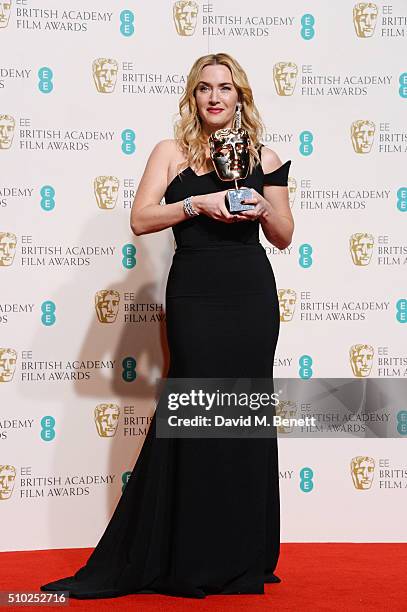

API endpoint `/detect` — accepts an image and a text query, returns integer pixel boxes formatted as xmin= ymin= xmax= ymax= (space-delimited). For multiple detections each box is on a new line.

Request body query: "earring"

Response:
xmin=233 ymin=102 xmax=242 ymax=129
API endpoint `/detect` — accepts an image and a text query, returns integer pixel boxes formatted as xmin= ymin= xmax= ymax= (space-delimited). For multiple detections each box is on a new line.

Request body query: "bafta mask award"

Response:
xmin=208 ymin=103 xmax=255 ymax=214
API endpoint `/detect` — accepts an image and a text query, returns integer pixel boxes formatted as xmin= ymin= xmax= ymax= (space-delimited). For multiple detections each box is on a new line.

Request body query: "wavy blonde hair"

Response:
xmin=174 ymin=53 xmax=265 ymax=175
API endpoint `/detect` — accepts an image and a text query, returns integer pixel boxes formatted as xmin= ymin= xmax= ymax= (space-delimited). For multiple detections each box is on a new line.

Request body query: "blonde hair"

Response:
xmin=174 ymin=53 xmax=265 ymax=174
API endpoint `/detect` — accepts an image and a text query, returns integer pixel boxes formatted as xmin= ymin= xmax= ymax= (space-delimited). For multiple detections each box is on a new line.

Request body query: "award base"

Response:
xmin=226 ymin=187 xmax=255 ymax=214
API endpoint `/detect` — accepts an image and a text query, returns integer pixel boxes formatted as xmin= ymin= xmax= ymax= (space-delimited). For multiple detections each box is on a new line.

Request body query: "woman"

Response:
xmin=40 ymin=52 xmax=294 ymax=599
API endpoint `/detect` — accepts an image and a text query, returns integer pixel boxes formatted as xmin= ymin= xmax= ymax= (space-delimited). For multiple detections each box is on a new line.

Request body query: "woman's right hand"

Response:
xmin=192 ymin=190 xmax=248 ymax=223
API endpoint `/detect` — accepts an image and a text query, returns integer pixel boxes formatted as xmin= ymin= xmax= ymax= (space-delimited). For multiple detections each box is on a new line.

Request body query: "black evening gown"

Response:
xmin=40 ymin=149 xmax=292 ymax=599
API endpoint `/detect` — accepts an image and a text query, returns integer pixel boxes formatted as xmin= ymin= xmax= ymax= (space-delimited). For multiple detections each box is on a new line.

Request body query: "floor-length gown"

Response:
xmin=40 ymin=148 xmax=292 ymax=599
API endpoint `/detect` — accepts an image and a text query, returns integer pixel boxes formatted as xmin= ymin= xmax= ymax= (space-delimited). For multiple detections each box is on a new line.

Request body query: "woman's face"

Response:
xmin=194 ymin=64 xmax=239 ymax=133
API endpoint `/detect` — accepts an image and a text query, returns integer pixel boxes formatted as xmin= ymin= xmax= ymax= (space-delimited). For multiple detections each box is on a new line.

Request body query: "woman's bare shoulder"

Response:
xmin=152 ymin=138 xmax=183 ymax=158
xmin=259 ymin=145 xmax=284 ymax=174
xmin=149 ymin=139 xmax=185 ymax=171
xmin=152 ymin=140 xmax=188 ymax=184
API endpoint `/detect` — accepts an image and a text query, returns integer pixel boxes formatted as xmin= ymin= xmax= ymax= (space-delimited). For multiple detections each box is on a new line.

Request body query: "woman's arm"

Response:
xmin=239 ymin=146 xmax=294 ymax=250
xmin=130 ymin=140 xmax=189 ymax=236
xmin=259 ymin=147 xmax=294 ymax=250
xmin=130 ymin=140 xmax=240 ymax=235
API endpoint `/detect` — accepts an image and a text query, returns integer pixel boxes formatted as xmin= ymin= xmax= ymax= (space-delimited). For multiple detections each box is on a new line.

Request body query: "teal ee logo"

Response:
xmin=40 ymin=185 xmax=55 ymax=211
xmin=121 ymin=129 xmax=136 ymax=154
xmin=122 ymin=356 xmax=136 ymax=382
xmin=399 ymin=72 xmax=407 ymax=98
xmin=299 ymin=354 xmax=313 ymax=379
xmin=41 ymin=415 xmax=56 ymax=441
xmin=397 ymin=187 xmax=407 ymax=212
xmin=299 ymin=130 xmax=313 ymax=156
xmin=396 ymin=411 xmax=407 ymax=435
xmin=120 ymin=10 xmax=134 ymax=36
xmin=299 ymin=243 xmax=313 ymax=268
xmin=38 ymin=67 xmax=53 ymax=93
xmin=301 ymin=14 xmax=315 ymax=40
xmin=300 ymin=467 xmax=314 ymax=492
xmin=122 ymin=470 xmax=132 ymax=492
xmin=41 ymin=301 xmax=56 ymax=326
xmin=396 ymin=299 xmax=407 ymax=323
xmin=122 ymin=243 xmax=136 ymax=268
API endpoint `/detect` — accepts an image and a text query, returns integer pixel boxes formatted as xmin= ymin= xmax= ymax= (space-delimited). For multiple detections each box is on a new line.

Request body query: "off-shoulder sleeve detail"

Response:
xmin=263 ymin=160 xmax=292 ymax=186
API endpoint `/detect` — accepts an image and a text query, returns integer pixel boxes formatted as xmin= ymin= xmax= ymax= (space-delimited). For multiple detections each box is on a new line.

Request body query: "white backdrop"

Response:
xmin=1 ymin=0 xmax=406 ymax=550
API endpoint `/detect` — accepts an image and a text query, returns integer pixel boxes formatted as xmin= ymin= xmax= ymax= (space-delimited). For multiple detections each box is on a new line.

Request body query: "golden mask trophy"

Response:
xmin=208 ymin=103 xmax=255 ymax=214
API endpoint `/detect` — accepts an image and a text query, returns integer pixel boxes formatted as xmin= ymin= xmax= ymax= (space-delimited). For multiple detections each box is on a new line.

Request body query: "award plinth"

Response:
xmin=226 ymin=180 xmax=254 ymax=213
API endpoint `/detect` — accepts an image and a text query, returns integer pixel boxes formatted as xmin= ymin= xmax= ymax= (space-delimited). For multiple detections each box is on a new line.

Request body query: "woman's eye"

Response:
xmin=198 ymin=86 xmax=231 ymax=92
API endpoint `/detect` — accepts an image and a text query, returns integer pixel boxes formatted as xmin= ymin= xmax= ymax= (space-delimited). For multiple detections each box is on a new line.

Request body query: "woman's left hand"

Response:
xmin=232 ymin=189 xmax=270 ymax=222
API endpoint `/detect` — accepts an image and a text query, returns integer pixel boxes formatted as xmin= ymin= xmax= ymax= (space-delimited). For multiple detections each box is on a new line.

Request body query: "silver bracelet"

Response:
xmin=183 ymin=196 xmax=199 ymax=217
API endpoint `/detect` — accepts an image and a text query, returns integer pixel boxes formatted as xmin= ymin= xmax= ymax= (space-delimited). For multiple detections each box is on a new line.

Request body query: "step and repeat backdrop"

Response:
xmin=1 ymin=1 xmax=406 ymax=550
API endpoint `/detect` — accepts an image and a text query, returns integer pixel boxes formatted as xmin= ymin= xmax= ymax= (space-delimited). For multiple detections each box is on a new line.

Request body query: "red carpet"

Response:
xmin=1 ymin=544 xmax=406 ymax=611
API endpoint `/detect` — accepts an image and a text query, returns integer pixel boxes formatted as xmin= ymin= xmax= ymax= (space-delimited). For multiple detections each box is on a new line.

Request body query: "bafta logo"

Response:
xmin=0 ymin=1 xmax=12 ymax=29
xmin=0 ymin=232 xmax=17 ymax=266
xmin=95 ymin=290 xmax=120 ymax=323
xmin=92 ymin=58 xmax=118 ymax=93
xmin=94 ymin=404 xmax=120 ymax=437
xmin=94 ymin=176 xmax=119 ymax=209
xmin=0 ymin=465 xmax=16 ymax=500
xmin=173 ymin=0 xmax=198 ymax=36
xmin=288 ymin=177 xmax=296 ymax=209
xmin=0 ymin=115 xmax=15 ymax=149
xmin=278 ymin=289 xmax=296 ymax=322
xmin=351 ymin=120 xmax=375 ymax=154
xmin=353 ymin=3 xmax=378 ymax=38
xmin=0 ymin=348 xmax=17 ymax=383
xmin=349 ymin=233 xmax=374 ymax=266
xmin=273 ymin=62 xmax=298 ymax=96
xmin=349 ymin=344 xmax=374 ymax=377
xmin=350 ymin=456 xmax=375 ymax=489
xmin=275 ymin=400 xmax=297 ymax=434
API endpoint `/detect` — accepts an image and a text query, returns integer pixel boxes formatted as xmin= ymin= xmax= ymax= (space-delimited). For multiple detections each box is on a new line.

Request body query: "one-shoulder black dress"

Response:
xmin=40 ymin=149 xmax=292 ymax=599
